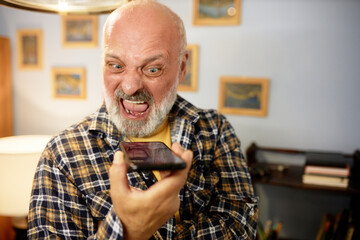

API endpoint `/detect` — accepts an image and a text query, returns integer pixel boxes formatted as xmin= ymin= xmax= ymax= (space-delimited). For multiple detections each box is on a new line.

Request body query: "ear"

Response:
xmin=178 ymin=51 xmax=189 ymax=84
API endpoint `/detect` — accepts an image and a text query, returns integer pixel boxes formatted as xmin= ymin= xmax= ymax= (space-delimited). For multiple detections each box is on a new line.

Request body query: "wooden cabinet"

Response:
xmin=0 ymin=217 xmax=15 ymax=240
xmin=246 ymin=143 xmax=360 ymax=239
xmin=0 ymin=36 xmax=13 ymax=137
xmin=0 ymin=36 xmax=14 ymax=239
xmin=0 ymin=36 xmax=15 ymax=239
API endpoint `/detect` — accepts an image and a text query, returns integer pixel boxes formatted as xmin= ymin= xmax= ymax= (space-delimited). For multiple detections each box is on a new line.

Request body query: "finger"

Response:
xmin=110 ymin=151 xmax=130 ymax=194
xmin=181 ymin=149 xmax=193 ymax=173
xmin=171 ymin=142 xmax=193 ymax=174
xmin=159 ymin=142 xmax=183 ymax=179
xmin=150 ymin=147 xmax=193 ymax=196
xmin=171 ymin=142 xmax=184 ymax=156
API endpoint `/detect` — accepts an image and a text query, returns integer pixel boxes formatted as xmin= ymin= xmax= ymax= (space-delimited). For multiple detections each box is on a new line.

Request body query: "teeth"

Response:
xmin=125 ymin=108 xmax=146 ymax=115
xmin=125 ymin=99 xmax=145 ymax=104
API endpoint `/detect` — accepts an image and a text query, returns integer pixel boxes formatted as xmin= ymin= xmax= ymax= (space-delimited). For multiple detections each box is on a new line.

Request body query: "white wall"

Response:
xmin=1 ymin=0 xmax=360 ymax=238
xmin=0 ymin=8 xmax=104 ymax=135
xmin=1 ymin=0 xmax=359 ymax=153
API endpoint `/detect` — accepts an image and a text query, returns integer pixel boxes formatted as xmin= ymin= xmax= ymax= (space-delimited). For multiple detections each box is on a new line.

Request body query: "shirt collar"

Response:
xmin=169 ymin=95 xmax=200 ymax=124
xmin=88 ymin=103 xmax=123 ymax=147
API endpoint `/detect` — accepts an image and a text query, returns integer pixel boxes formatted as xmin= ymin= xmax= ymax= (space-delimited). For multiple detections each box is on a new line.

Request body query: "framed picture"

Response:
xmin=17 ymin=29 xmax=43 ymax=70
xmin=219 ymin=76 xmax=269 ymax=117
xmin=193 ymin=0 xmax=241 ymax=26
xmin=52 ymin=67 xmax=86 ymax=99
xmin=62 ymin=15 xmax=98 ymax=47
xmin=178 ymin=44 xmax=199 ymax=92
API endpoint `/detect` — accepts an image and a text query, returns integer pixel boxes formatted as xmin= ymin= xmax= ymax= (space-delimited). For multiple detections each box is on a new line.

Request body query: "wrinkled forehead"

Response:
xmin=102 ymin=3 xmax=182 ymax=63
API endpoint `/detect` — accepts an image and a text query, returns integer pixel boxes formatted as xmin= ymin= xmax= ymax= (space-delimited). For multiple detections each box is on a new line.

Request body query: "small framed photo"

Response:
xmin=219 ymin=76 xmax=269 ymax=117
xmin=52 ymin=67 xmax=86 ymax=99
xmin=193 ymin=0 xmax=241 ymax=26
xmin=178 ymin=44 xmax=199 ymax=92
xmin=17 ymin=29 xmax=43 ymax=70
xmin=62 ymin=15 xmax=98 ymax=47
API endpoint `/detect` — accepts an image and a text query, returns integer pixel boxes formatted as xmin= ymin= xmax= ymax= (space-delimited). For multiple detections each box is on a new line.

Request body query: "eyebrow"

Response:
xmin=104 ymin=54 xmax=122 ymax=62
xmin=104 ymin=53 xmax=167 ymax=64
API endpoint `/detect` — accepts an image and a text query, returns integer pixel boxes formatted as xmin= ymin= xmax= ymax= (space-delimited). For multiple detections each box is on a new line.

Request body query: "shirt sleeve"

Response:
xmin=27 ymin=148 xmax=124 ymax=240
xmin=175 ymin=116 xmax=258 ymax=239
xmin=96 ymin=207 xmax=123 ymax=240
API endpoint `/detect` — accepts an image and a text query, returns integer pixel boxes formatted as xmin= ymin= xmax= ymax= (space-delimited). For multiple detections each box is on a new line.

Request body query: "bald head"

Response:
xmin=103 ymin=0 xmax=187 ymax=58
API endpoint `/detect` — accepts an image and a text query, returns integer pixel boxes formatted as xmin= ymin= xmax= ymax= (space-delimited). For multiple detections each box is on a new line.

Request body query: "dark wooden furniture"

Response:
xmin=246 ymin=143 xmax=360 ymax=239
xmin=0 ymin=36 xmax=15 ymax=240
xmin=0 ymin=36 xmax=13 ymax=137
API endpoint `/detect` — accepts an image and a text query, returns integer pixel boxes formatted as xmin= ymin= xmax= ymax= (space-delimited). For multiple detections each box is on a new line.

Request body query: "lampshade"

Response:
xmin=0 ymin=0 xmax=128 ymax=14
xmin=0 ymin=135 xmax=51 ymax=217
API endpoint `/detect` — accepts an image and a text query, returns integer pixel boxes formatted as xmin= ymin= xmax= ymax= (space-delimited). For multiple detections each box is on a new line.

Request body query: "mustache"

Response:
xmin=114 ymin=88 xmax=154 ymax=103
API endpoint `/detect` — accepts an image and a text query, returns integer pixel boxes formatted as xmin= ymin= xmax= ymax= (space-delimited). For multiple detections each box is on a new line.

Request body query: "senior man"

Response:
xmin=28 ymin=0 xmax=258 ymax=239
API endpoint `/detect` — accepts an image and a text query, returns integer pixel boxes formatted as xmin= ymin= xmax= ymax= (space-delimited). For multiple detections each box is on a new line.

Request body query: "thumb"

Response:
xmin=110 ymin=151 xmax=130 ymax=194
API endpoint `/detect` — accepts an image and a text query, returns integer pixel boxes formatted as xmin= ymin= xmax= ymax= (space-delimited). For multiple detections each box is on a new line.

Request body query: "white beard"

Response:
xmin=104 ymin=81 xmax=178 ymax=138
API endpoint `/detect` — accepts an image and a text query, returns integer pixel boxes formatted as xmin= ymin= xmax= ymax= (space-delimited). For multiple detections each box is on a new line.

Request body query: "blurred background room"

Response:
xmin=0 ymin=0 xmax=359 ymax=239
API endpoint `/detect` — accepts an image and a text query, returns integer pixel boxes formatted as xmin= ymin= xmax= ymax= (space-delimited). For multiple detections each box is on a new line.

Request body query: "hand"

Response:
xmin=109 ymin=142 xmax=193 ymax=240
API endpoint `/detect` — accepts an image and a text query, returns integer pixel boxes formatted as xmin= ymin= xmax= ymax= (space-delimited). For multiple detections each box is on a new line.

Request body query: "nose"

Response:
xmin=121 ymin=69 xmax=144 ymax=96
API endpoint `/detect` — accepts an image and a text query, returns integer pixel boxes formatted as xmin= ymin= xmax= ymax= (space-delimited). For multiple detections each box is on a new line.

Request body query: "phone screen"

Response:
xmin=119 ymin=141 xmax=186 ymax=171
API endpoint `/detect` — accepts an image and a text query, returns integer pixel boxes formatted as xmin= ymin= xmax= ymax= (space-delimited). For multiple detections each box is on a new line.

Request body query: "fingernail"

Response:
xmin=113 ymin=151 xmax=123 ymax=164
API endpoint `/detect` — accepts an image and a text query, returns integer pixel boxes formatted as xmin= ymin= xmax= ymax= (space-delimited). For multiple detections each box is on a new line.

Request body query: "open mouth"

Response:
xmin=121 ymin=99 xmax=150 ymax=117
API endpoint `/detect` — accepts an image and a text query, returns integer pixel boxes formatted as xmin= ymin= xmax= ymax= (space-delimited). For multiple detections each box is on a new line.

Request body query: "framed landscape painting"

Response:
xmin=52 ymin=67 xmax=86 ymax=99
xmin=219 ymin=76 xmax=269 ymax=117
xmin=193 ymin=0 xmax=241 ymax=26
xmin=17 ymin=29 xmax=43 ymax=70
xmin=62 ymin=15 xmax=98 ymax=47
xmin=178 ymin=44 xmax=199 ymax=92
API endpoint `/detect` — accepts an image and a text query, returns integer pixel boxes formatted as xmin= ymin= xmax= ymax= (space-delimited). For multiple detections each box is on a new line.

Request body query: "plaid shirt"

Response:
xmin=28 ymin=95 xmax=258 ymax=239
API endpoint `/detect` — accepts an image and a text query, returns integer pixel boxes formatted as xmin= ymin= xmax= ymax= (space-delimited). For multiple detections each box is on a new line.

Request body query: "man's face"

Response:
xmin=102 ymin=7 xmax=187 ymax=137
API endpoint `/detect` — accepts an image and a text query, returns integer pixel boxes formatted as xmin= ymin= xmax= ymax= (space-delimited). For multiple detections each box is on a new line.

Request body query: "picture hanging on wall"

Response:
xmin=192 ymin=0 xmax=241 ymax=26
xmin=17 ymin=29 xmax=43 ymax=70
xmin=52 ymin=67 xmax=86 ymax=99
xmin=219 ymin=76 xmax=269 ymax=117
xmin=62 ymin=15 xmax=98 ymax=47
xmin=178 ymin=44 xmax=199 ymax=92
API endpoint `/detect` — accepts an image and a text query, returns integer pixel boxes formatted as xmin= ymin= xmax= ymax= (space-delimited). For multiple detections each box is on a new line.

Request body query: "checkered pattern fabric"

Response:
xmin=28 ymin=95 xmax=258 ymax=239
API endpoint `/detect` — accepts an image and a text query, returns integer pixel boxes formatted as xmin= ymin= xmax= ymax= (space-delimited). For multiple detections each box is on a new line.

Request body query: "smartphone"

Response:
xmin=119 ymin=141 xmax=186 ymax=171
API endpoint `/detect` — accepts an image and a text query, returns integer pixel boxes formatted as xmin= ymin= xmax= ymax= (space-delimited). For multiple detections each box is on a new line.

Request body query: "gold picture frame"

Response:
xmin=219 ymin=76 xmax=269 ymax=117
xmin=193 ymin=0 xmax=241 ymax=26
xmin=52 ymin=67 xmax=86 ymax=99
xmin=62 ymin=15 xmax=98 ymax=47
xmin=178 ymin=44 xmax=199 ymax=92
xmin=17 ymin=29 xmax=43 ymax=70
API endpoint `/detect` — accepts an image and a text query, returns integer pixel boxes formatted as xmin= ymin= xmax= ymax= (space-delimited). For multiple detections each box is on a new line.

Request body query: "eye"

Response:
xmin=111 ymin=64 xmax=122 ymax=69
xmin=143 ymin=65 xmax=163 ymax=77
xmin=107 ymin=62 xmax=124 ymax=72
xmin=148 ymin=68 xmax=158 ymax=73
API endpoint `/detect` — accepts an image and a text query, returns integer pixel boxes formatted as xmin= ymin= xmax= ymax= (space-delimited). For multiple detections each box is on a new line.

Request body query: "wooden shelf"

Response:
xmin=251 ymin=163 xmax=360 ymax=195
xmin=247 ymin=143 xmax=360 ymax=239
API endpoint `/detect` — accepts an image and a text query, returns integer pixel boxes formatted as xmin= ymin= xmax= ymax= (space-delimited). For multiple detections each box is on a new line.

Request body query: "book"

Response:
xmin=316 ymin=214 xmax=328 ymax=240
xmin=257 ymin=220 xmax=283 ymax=240
xmin=305 ymin=151 xmax=348 ymax=168
xmin=333 ymin=209 xmax=349 ymax=240
xmin=302 ymin=174 xmax=349 ymax=188
xmin=304 ymin=164 xmax=350 ymax=177
xmin=345 ymin=224 xmax=354 ymax=240
xmin=315 ymin=210 xmax=353 ymax=240
xmin=303 ymin=151 xmax=351 ymax=187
